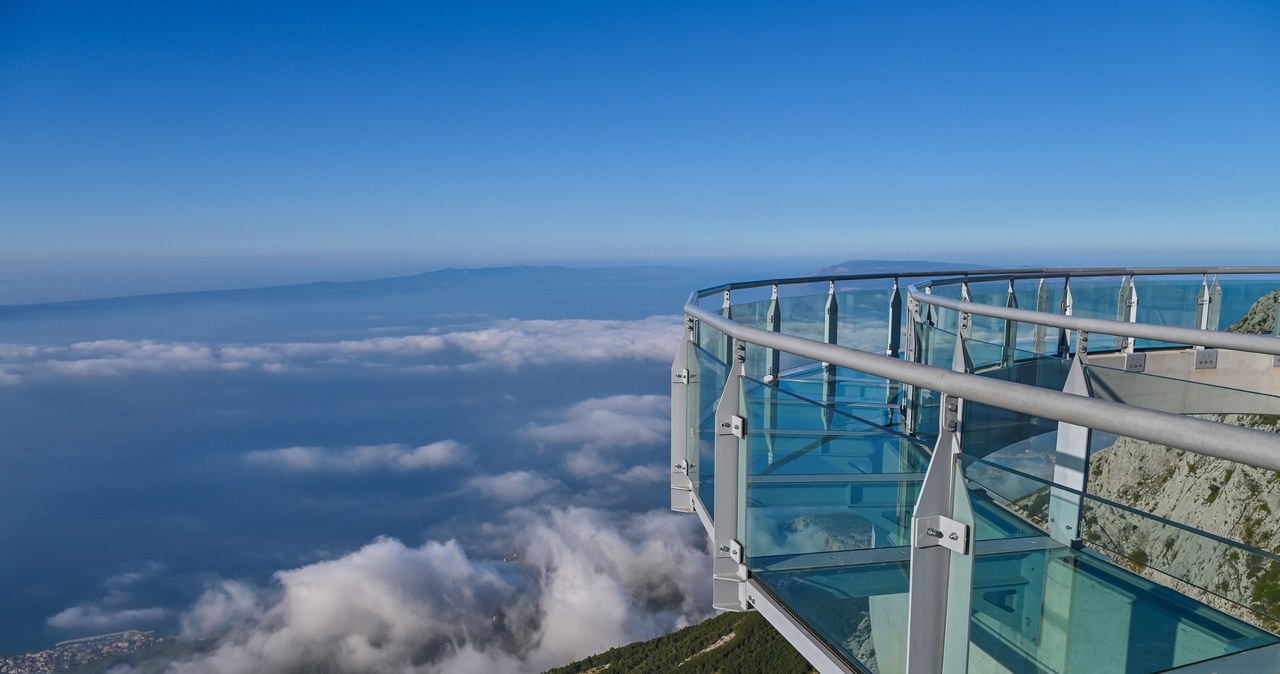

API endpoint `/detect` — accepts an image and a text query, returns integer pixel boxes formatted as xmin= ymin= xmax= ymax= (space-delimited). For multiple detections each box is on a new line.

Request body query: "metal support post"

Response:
xmin=765 ymin=285 xmax=781 ymax=465
xmin=1049 ymin=356 xmax=1092 ymax=545
xmin=905 ymin=393 xmax=974 ymax=674
xmin=905 ymin=295 xmax=922 ymax=434
xmin=956 ymin=283 xmax=973 ymax=373
xmin=1116 ymin=276 xmax=1138 ymax=352
xmin=1034 ymin=278 xmax=1050 ymax=354
xmin=1056 ymin=279 xmax=1074 ymax=359
xmin=713 ymin=340 xmax=750 ymax=611
xmin=671 ymin=317 xmax=698 ymax=513
xmin=887 ymin=279 xmax=904 ymax=422
xmin=888 ymin=278 xmax=904 ymax=359
xmin=765 ymin=284 xmax=781 ymax=381
xmin=823 ymin=281 xmax=838 ymax=429
xmin=1002 ymin=279 xmax=1019 ymax=368
xmin=721 ymin=289 xmax=733 ymax=360
xmin=1207 ymin=275 xmax=1222 ymax=332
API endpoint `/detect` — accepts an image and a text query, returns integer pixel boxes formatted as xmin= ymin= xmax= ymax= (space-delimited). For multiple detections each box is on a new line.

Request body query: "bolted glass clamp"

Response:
xmin=914 ymin=514 xmax=970 ymax=555
xmin=717 ymin=539 xmax=744 ymax=564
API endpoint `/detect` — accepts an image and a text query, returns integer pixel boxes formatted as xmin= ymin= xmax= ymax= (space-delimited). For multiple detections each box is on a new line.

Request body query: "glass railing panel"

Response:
xmin=961 ymin=341 xmax=1072 ymax=462
xmin=742 ymin=375 xmax=930 ymax=560
xmin=920 ymin=324 xmax=957 ymax=370
xmin=728 ymin=297 xmax=773 ymax=332
xmin=1220 ymin=279 xmax=1280 ymax=330
xmin=835 ymin=286 xmax=895 ymax=354
xmin=964 ymin=281 xmax=1014 ymax=350
xmin=772 ymin=367 xmax=898 ymax=428
xmin=1080 ymin=493 xmax=1280 ymax=627
xmin=692 ymin=341 xmax=728 ymax=515
xmin=1083 ymin=426 xmax=1280 ymax=628
xmin=1133 ymin=277 xmax=1206 ymax=332
xmin=968 ymin=426 xmax=1280 ymax=631
xmin=747 ymin=476 xmax=921 ymax=558
xmin=962 ymin=455 xmax=1280 ymax=671
xmin=774 ymin=285 xmax=833 ymax=372
xmin=754 ymin=561 xmax=911 ymax=674
xmin=966 ymin=546 xmax=1277 ymax=673
xmin=1066 ymin=276 xmax=1125 ymax=323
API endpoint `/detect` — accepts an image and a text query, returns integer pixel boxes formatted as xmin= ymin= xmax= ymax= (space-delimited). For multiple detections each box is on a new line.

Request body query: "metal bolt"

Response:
xmin=949 ymin=532 xmax=959 ymax=541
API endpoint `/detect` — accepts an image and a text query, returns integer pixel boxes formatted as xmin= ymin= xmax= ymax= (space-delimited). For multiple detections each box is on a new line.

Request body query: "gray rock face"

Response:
xmin=1228 ymin=289 xmax=1280 ymax=335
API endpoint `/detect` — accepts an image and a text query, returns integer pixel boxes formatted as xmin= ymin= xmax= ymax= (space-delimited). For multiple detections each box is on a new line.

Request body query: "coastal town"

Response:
xmin=0 ymin=630 xmax=169 ymax=673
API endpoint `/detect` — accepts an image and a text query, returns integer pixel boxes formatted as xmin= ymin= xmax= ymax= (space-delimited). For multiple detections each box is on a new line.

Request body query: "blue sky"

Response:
xmin=3 ymin=0 xmax=1278 ymax=278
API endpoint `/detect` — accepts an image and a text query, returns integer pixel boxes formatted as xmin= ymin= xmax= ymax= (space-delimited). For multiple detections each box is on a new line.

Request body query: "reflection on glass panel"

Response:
xmin=966 ymin=548 xmax=1276 ymax=674
xmin=834 ymin=286 xmax=894 ymax=354
xmin=755 ymin=562 xmax=911 ymax=674
xmin=692 ymin=343 xmax=728 ymax=515
xmin=1085 ymin=427 xmax=1280 ymax=629
xmin=962 ymin=344 xmax=1071 ymax=463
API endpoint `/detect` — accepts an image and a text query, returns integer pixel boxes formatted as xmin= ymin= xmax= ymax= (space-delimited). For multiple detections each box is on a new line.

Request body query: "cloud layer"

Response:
xmin=246 ymin=441 xmax=472 ymax=473
xmin=523 ymin=395 xmax=670 ymax=479
xmin=0 ymin=317 xmax=682 ymax=379
xmin=136 ymin=508 xmax=710 ymax=674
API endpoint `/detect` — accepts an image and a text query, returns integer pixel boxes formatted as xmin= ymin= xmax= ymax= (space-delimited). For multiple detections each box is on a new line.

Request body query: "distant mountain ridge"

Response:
xmin=808 ymin=259 xmax=989 ymax=276
xmin=0 ymin=265 xmax=697 ymax=311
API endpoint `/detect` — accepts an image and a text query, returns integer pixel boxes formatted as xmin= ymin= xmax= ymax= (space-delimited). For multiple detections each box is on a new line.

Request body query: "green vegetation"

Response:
xmin=543 ymin=611 xmax=815 ymax=674
xmin=1251 ymin=561 xmax=1280 ymax=616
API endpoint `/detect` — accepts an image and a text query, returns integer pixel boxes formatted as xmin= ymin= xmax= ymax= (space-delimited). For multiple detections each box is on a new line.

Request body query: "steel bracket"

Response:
xmin=674 ymin=460 xmax=693 ymax=475
xmin=720 ymin=414 xmax=747 ymax=439
xmin=914 ymin=515 xmax=971 ymax=555
xmin=674 ymin=368 xmax=690 ymax=384
xmin=1123 ymin=352 xmax=1147 ymax=373
xmin=718 ymin=539 xmax=745 ymax=564
xmin=1195 ymin=349 xmax=1219 ymax=369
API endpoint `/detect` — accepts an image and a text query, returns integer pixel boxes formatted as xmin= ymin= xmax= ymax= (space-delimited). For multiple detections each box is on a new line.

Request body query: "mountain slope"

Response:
xmin=543 ymin=611 xmax=816 ymax=674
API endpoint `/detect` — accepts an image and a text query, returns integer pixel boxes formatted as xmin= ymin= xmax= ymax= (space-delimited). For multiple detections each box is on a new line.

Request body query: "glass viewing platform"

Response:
xmin=670 ymin=267 xmax=1280 ymax=673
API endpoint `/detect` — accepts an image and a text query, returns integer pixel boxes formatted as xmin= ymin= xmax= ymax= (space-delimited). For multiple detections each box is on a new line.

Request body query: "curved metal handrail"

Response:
xmin=686 ymin=303 xmax=1280 ymax=472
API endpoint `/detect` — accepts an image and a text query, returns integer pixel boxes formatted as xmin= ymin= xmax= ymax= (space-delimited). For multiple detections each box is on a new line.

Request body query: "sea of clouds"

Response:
xmin=0 ymin=310 xmax=723 ymax=672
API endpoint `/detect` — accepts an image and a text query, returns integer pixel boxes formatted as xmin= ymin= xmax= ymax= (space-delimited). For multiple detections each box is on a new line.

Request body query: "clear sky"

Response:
xmin=2 ymin=0 xmax=1278 ymax=274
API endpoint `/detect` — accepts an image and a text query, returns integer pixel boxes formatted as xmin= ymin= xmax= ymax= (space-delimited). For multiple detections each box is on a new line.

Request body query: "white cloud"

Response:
xmin=47 ymin=562 xmax=170 ymax=633
xmin=0 ymin=316 xmax=682 ymax=378
xmin=615 ymin=464 xmax=669 ymax=484
xmin=523 ymin=395 xmax=669 ymax=452
xmin=522 ymin=395 xmax=670 ymax=479
xmin=47 ymin=605 xmax=168 ymax=631
xmin=468 ymin=471 xmax=562 ymax=503
xmin=180 ymin=581 xmax=264 ymax=640
xmin=140 ymin=508 xmax=710 ymax=674
xmin=246 ymin=441 xmax=471 ymax=473
xmin=440 ymin=317 xmax=681 ymax=370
